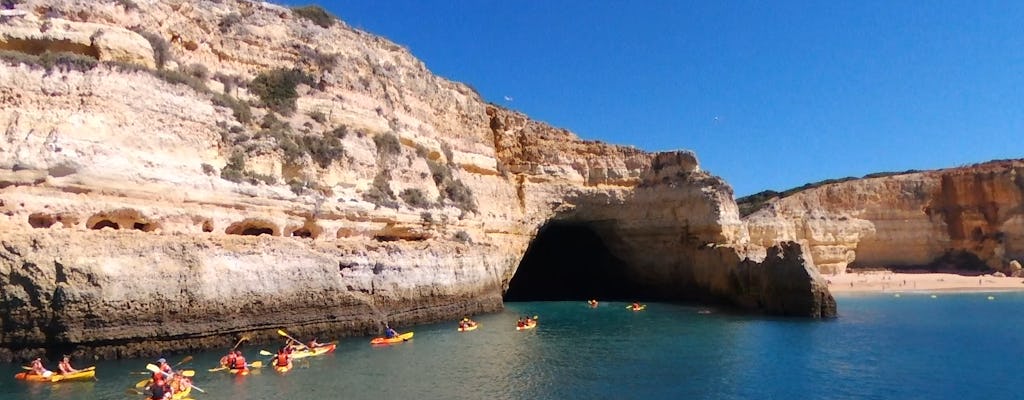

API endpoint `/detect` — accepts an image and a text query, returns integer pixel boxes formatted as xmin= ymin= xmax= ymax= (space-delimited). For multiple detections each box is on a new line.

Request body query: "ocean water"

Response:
xmin=2 ymin=293 xmax=1023 ymax=399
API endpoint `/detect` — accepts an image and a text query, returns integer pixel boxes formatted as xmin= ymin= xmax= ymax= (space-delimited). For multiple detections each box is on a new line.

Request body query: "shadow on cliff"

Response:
xmin=505 ymin=222 xmax=640 ymax=301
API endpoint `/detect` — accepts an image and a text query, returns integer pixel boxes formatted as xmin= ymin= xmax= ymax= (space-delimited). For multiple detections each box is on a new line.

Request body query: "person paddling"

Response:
xmin=30 ymin=357 xmax=52 ymax=378
xmin=148 ymin=375 xmax=171 ymax=400
xmin=57 ymin=355 xmax=78 ymax=374
xmin=384 ymin=324 xmax=399 ymax=339
xmin=274 ymin=346 xmax=292 ymax=368
xmin=231 ymin=350 xmax=248 ymax=372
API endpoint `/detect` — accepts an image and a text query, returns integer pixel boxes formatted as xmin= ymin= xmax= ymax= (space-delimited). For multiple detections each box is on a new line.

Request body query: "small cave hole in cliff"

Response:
xmin=28 ymin=213 xmax=57 ymax=228
xmin=505 ymin=222 xmax=638 ymax=301
xmin=89 ymin=219 xmax=119 ymax=230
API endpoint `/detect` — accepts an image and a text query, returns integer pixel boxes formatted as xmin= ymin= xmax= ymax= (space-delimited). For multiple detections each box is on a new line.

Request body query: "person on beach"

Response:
xmin=57 ymin=355 xmax=78 ymax=374
xmin=30 ymin=357 xmax=52 ymax=378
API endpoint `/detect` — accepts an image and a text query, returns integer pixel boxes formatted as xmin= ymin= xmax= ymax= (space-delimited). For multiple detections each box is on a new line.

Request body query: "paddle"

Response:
xmin=145 ymin=364 xmax=206 ymax=393
xmin=277 ymin=329 xmax=310 ymax=351
xmin=20 ymin=366 xmax=32 ymax=371
xmin=231 ymin=335 xmax=250 ymax=351
xmin=173 ymin=355 xmax=193 ymax=368
xmin=125 ymin=388 xmax=145 ymax=396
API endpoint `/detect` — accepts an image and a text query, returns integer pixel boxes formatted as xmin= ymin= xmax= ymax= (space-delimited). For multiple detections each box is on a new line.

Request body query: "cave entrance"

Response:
xmin=504 ymin=221 xmax=638 ymax=301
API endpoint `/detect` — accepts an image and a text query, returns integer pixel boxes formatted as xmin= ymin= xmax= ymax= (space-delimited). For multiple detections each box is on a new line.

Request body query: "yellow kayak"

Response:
xmin=172 ymin=384 xmax=191 ymax=400
xmin=516 ymin=321 xmax=537 ymax=331
xmin=14 ymin=367 xmax=96 ymax=382
xmin=291 ymin=343 xmax=336 ymax=359
xmin=457 ymin=323 xmax=479 ymax=332
xmin=370 ymin=332 xmax=414 ymax=345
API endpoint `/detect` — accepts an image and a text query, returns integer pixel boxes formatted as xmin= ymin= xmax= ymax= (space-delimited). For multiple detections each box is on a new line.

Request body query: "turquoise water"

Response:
xmin=2 ymin=293 xmax=1023 ymax=399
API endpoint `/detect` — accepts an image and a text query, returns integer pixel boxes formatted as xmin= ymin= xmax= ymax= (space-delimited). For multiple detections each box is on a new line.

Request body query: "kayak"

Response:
xmin=628 ymin=305 xmax=646 ymax=311
xmin=291 ymin=343 xmax=336 ymax=359
xmin=172 ymin=384 xmax=191 ymax=400
xmin=229 ymin=368 xmax=249 ymax=376
xmin=457 ymin=323 xmax=479 ymax=332
xmin=516 ymin=321 xmax=537 ymax=331
xmin=274 ymin=362 xmax=292 ymax=373
xmin=14 ymin=367 xmax=96 ymax=382
xmin=370 ymin=332 xmax=414 ymax=345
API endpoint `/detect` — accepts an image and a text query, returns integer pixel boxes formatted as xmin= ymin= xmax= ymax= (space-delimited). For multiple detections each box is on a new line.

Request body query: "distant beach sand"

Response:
xmin=827 ymin=271 xmax=1024 ymax=293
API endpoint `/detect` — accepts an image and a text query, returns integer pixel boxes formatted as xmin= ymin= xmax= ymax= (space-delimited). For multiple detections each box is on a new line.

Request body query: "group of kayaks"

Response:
xmin=13 ymin=301 xmax=649 ymax=397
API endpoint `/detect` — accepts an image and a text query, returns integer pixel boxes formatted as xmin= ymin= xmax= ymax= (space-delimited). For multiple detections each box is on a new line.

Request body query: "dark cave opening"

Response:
xmin=504 ymin=221 xmax=639 ymax=301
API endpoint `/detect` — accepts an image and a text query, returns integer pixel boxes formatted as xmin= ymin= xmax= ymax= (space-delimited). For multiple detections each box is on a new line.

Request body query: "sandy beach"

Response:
xmin=827 ymin=271 xmax=1024 ymax=293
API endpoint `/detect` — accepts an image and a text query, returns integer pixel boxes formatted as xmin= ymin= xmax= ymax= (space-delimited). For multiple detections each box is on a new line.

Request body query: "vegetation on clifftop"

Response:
xmin=737 ymin=169 xmax=921 ymax=217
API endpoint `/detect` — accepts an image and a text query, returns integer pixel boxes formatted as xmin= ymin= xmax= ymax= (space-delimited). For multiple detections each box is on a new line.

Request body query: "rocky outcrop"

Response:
xmin=744 ymin=160 xmax=1024 ymax=274
xmin=0 ymin=0 xmax=834 ymax=361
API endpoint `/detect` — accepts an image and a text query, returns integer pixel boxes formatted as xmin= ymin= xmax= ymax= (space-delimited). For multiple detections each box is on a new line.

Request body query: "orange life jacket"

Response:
xmin=232 ymin=355 xmax=247 ymax=369
xmin=276 ymin=353 xmax=289 ymax=367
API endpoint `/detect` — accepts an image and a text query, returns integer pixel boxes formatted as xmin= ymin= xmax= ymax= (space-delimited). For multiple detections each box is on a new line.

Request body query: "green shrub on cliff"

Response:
xmin=291 ymin=5 xmax=337 ymax=28
xmin=250 ymin=68 xmax=315 ymax=116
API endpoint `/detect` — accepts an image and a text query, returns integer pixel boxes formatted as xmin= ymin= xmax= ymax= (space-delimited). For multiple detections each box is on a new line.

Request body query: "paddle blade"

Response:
xmin=125 ymin=388 xmax=144 ymax=396
xmin=250 ymin=361 xmax=263 ymax=368
xmin=277 ymin=329 xmax=288 ymax=337
xmin=134 ymin=378 xmax=150 ymax=389
xmin=259 ymin=350 xmax=273 ymax=356
xmin=181 ymin=370 xmax=195 ymax=377
xmin=176 ymin=355 xmax=193 ymax=366
xmin=145 ymin=364 xmax=160 ymax=373
xmin=21 ymin=366 xmax=33 ymax=371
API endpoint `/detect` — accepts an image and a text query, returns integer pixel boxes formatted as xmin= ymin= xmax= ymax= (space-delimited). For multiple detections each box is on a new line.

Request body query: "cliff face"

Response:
xmin=0 ymin=0 xmax=834 ymax=361
xmin=744 ymin=160 xmax=1024 ymax=274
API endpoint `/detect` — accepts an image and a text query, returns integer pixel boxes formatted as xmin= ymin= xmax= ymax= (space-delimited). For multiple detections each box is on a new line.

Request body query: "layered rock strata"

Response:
xmin=744 ymin=160 xmax=1024 ymax=274
xmin=0 ymin=0 xmax=834 ymax=361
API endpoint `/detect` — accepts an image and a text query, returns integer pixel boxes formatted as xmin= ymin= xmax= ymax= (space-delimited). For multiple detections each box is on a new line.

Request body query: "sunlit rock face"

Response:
xmin=744 ymin=160 xmax=1024 ymax=275
xmin=0 ymin=0 xmax=834 ymax=361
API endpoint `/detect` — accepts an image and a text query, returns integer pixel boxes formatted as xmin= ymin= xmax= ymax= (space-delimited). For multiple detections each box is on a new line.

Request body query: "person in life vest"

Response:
xmin=231 ymin=350 xmax=248 ymax=371
xmin=588 ymin=299 xmax=599 ymax=307
xmin=224 ymin=350 xmax=238 ymax=368
xmin=384 ymin=324 xmax=399 ymax=339
xmin=152 ymin=358 xmax=172 ymax=380
xmin=516 ymin=317 xmax=524 ymax=328
xmin=631 ymin=302 xmax=641 ymax=310
xmin=30 ymin=357 xmax=52 ymax=378
xmin=57 ymin=355 xmax=78 ymax=374
xmin=149 ymin=375 xmax=171 ymax=400
xmin=274 ymin=346 xmax=292 ymax=368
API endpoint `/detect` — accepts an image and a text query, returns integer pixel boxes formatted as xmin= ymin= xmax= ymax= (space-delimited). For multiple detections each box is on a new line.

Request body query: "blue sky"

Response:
xmin=280 ymin=1 xmax=1024 ymax=197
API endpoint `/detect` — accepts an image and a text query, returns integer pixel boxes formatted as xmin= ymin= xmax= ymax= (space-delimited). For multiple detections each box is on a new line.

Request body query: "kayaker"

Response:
xmin=307 ymin=337 xmax=322 ymax=349
xmin=225 ymin=351 xmax=238 ymax=368
xmin=158 ymin=357 xmax=174 ymax=375
xmin=274 ymin=347 xmax=292 ymax=368
xmin=149 ymin=375 xmax=170 ymax=400
xmin=30 ymin=357 xmax=52 ymax=378
xmin=231 ymin=350 xmax=248 ymax=371
xmin=516 ymin=317 xmax=524 ymax=328
xmin=384 ymin=324 xmax=399 ymax=339
xmin=632 ymin=302 xmax=641 ymax=310
xmin=57 ymin=355 xmax=78 ymax=374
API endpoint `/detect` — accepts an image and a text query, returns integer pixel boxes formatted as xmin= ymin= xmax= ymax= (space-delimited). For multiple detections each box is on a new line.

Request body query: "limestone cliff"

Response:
xmin=0 ymin=0 xmax=834 ymax=361
xmin=743 ymin=160 xmax=1024 ymax=274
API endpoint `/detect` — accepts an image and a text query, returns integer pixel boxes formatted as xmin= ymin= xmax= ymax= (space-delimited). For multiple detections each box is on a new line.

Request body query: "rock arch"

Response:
xmin=225 ymin=219 xmax=280 ymax=237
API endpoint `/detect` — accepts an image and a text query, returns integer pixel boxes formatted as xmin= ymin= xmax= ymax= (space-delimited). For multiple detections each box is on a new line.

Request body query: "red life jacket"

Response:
xmin=232 ymin=355 xmax=247 ymax=369
xmin=276 ymin=353 xmax=289 ymax=367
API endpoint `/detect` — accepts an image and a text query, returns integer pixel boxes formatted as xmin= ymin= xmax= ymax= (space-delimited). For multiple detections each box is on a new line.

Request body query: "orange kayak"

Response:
xmin=14 ymin=367 xmax=96 ymax=383
xmin=274 ymin=362 xmax=292 ymax=373
xmin=370 ymin=332 xmax=414 ymax=345
xmin=516 ymin=321 xmax=537 ymax=331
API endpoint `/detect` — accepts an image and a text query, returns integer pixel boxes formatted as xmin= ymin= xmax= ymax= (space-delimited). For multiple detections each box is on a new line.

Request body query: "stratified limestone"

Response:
xmin=744 ymin=160 xmax=1024 ymax=274
xmin=0 ymin=0 xmax=834 ymax=361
